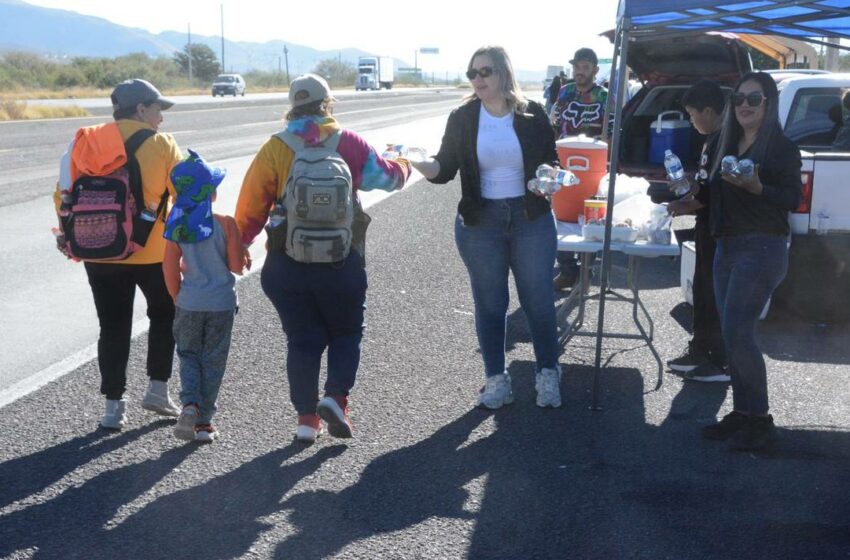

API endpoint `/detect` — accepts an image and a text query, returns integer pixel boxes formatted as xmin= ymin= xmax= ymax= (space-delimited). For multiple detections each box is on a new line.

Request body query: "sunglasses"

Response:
xmin=732 ymin=91 xmax=767 ymax=108
xmin=466 ymin=66 xmax=495 ymax=80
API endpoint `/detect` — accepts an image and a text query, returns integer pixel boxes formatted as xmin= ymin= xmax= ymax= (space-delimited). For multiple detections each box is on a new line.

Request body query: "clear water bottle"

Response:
xmin=268 ymin=204 xmax=285 ymax=228
xmin=406 ymin=147 xmax=428 ymax=163
xmin=553 ymin=168 xmax=580 ymax=187
xmin=536 ymin=164 xmax=555 ymax=181
xmin=721 ymin=155 xmax=738 ymax=174
xmin=736 ymin=158 xmax=755 ymax=178
xmin=663 ymin=149 xmax=684 ymax=180
xmin=381 ymin=144 xmax=407 ymax=160
xmin=664 ymin=150 xmax=690 ymax=196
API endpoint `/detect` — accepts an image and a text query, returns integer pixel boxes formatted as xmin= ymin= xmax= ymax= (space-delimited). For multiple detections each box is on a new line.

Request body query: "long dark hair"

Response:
xmin=710 ymin=71 xmax=781 ymax=177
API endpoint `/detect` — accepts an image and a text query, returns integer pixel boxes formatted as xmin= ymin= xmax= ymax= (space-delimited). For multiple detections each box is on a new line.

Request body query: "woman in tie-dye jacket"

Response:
xmin=235 ymin=74 xmax=412 ymax=444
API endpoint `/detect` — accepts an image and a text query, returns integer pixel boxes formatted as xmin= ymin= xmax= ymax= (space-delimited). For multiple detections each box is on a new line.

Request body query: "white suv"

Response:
xmin=211 ymin=74 xmax=246 ymax=97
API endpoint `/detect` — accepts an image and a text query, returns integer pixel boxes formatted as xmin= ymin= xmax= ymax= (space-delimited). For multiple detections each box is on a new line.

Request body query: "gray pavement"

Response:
xmin=1 ymin=177 xmax=849 ymax=559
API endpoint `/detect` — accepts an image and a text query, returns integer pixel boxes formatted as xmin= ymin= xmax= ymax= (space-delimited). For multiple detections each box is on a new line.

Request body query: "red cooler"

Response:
xmin=553 ymin=135 xmax=608 ymax=222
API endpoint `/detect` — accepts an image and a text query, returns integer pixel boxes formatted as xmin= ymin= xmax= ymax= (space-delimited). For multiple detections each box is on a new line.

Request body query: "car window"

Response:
xmin=785 ymin=87 xmax=844 ymax=151
xmin=215 ymin=76 xmax=235 ymax=83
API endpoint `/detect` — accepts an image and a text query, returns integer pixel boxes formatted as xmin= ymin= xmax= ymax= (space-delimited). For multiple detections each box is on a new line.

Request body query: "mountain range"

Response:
xmin=0 ymin=0 xmax=394 ymax=75
xmin=0 ymin=0 xmax=547 ymax=82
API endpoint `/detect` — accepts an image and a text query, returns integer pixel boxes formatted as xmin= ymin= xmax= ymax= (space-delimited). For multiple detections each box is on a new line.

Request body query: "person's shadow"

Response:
xmin=0 ymin=441 xmax=344 ymax=560
xmin=0 ymin=438 xmax=195 ymax=559
xmin=0 ymin=420 xmax=170 ymax=510
xmin=273 ymin=360 xmax=850 ymax=559
xmin=100 ymin=443 xmax=346 ymax=559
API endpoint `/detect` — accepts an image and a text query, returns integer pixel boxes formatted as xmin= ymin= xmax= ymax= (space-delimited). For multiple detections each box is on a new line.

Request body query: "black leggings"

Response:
xmin=84 ymin=262 xmax=175 ymax=399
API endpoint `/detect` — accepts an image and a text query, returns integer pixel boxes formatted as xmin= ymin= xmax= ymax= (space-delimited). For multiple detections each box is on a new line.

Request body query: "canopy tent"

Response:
xmin=590 ymin=0 xmax=850 ymax=408
xmin=735 ymin=33 xmax=818 ymax=68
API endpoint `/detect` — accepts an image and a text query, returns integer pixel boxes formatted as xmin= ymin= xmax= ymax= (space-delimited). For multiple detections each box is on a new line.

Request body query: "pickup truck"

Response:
xmin=771 ymin=73 xmax=850 ymax=322
xmin=682 ymin=73 xmax=850 ymax=322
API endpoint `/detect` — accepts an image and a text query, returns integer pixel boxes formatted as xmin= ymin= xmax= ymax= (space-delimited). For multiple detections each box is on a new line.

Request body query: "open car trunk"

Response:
xmin=610 ymin=32 xmax=751 ymax=201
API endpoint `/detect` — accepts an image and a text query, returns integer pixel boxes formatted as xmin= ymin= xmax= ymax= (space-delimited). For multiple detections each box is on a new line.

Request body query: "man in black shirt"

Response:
xmin=666 ymin=80 xmax=729 ymax=382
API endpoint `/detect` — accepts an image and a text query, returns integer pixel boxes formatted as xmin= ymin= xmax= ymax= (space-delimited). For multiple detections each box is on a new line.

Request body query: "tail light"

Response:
xmin=794 ymin=171 xmax=813 ymax=213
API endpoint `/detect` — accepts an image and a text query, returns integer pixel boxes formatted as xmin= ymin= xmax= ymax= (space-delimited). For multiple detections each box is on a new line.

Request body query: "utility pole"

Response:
xmin=187 ymin=23 xmax=193 ymax=82
xmin=284 ymin=45 xmax=290 ymax=83
xmin=220 ymin=4 xmax=225 ymax=73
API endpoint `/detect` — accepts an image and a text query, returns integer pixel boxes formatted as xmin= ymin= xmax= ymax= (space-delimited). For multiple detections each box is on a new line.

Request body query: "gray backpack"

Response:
xmin=274 ymin=130 xmax=354 ymax=263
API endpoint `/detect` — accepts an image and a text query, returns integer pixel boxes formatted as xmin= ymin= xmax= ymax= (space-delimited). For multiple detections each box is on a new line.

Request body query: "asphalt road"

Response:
xmin=0 ymin=170 xmax=849 ymax=559
xmin=0 ymin=91 xmax=848 ymax=559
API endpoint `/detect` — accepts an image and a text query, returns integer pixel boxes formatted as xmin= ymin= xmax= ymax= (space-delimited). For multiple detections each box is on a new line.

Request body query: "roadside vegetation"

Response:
xmin=0 ymin=46 xmax=461 ymax=102
xmin=0 ymin=100 xmax=89 ymax=121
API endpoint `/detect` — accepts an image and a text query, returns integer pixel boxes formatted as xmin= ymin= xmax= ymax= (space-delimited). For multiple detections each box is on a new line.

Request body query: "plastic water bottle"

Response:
xmin=268 ymin=205 xmax=285 ymax=229
xmin=553 ymin=168 xmax=580 ymax=187
xmin=406 ymin=147 xmax=428 ymax=163
xmin=536 ymin=164 xmax=556 ymax=180
xmin=381 ymin=144 xmax=408 ymax=160
xmin=721 ymin=155 xmax=738 ymax=174
xmin=663 ymin=150 xmax=690 ymax=196
xmin=736 ymin=158 xmax=754 ymax=178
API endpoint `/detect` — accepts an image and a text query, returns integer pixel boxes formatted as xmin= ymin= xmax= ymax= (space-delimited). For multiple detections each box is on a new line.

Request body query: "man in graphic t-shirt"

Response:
xmin=551 ymin=48 xmax=608 ymax=291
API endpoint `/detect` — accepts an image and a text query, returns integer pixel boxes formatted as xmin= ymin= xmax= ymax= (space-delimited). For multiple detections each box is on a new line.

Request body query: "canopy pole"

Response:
xmin=591 ymin=19 xmax=631 ymax=411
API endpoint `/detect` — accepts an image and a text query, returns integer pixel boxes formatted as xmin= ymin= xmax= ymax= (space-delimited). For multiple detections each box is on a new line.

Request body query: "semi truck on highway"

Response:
xmin=355 ymin=56 xmax=394 ymax=90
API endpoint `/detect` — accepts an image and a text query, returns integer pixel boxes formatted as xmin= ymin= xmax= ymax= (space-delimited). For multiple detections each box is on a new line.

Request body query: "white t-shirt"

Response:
xmin=477 ymin=105 xmax=525 ymax=199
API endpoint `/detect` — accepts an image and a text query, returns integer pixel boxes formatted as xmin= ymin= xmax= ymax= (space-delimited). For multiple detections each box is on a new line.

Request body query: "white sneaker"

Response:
xmin=101 ymin=399 xmax=127 ymax=430
xmin=141 ymin=380 xmax=180 ymax=417
xmin=478 ymin=373 xmax=514 ymax=410
xmin=535 ymin=366 xmax=562 ymax=408
xmin=173 ymin=404 xmax=199 ymax=441
xmin=194 ymin=424 xmax=217 ymax=443
xmin=295 ymin=414 xmax=324 ymax=443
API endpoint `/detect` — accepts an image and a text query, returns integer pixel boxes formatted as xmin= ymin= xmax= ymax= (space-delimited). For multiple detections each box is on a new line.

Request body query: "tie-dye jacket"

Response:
xmin=235 ymin=115 xmax=411 ymax=246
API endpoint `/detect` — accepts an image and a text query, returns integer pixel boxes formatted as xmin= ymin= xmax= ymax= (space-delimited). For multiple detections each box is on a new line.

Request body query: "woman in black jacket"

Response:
xmin=410 ymin=45 xmax=562 ymax=410
xmin=701 ymin=71 xmax=803 ymax=451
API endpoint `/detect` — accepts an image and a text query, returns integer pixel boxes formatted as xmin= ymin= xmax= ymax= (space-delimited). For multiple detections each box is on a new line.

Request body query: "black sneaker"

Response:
xmin=702 ymin=411 xmax=748 ymax=441
xmin=729 ymin=415 xmax=776 ymax=451
xmin=683 ymin=362 xmax=731 ymax=383
xmin=667 ymin=342 xmax=711 ymax=372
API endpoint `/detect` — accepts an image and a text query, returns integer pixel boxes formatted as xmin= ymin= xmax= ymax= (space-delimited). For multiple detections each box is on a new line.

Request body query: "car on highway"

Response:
xmin=211 ymin=74 xmax=246 ymax=97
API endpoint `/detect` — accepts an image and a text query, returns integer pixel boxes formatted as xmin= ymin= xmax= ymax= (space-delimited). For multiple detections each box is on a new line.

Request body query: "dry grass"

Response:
xmin=0 ymin=101 xmax=90 ymax=121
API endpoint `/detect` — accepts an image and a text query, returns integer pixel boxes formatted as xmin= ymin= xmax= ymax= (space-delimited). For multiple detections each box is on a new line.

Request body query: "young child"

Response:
xmin=163 ymin=150 xmax=247 ymax=443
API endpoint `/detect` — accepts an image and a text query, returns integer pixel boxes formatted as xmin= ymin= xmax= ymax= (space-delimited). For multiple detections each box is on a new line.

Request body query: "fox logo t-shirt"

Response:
xmin=552 ymin=82 xmax=608 ymax=139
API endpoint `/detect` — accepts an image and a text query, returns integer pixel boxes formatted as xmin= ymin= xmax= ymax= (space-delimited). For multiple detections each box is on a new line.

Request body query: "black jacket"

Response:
xmin=709 ymin=126 xmax=803 ymax=237
xmin=430 ymin=98 xmax=558 ymax=226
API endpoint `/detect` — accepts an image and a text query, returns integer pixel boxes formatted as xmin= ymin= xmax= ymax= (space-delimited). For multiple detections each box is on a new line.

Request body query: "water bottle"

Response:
xmin=553 ymin=168 xmax=580 ymax=187
xmin=381 ymin=144 xmax=407 ymax=160
xmin=663 ymin=150 xmax=690 ymax=196
xmin=406 ymin=147 xmax=428 ymax=163
xmin=268 ymin=205 xmax=285 ymax=229
xmin=736 ymin=158 xmax=755 ymax=178
xmin=663 ymin=150 xmax=684 ymax=180
xmin=535 ymin=164 xmax=556 ymax=180
xmin=721 ymin=155 xmax=738 ymax=175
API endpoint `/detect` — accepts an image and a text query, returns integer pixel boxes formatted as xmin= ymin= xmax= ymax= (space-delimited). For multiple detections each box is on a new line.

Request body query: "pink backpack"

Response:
xmin=61 ymin=129 xmax=166 ymax=261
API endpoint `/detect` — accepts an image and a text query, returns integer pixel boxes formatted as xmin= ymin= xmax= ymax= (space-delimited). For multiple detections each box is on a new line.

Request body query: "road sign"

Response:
xmin=419 ymin=48 xmax=439 ymax=54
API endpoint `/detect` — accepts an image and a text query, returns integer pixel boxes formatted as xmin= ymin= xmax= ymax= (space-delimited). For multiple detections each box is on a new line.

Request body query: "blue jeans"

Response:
xmin=173 ymin=308 xmax=235 ymax=424
xmin=261 ymin=250 xmax=367 ymax=416
xmin=714 ymin=234 xmax=788 ymax=416
xmin=455 ymin=197 xmax=559 ymax=377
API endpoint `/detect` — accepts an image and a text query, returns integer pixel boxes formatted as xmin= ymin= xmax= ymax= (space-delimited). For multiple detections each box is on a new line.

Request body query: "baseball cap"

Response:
xmin=288 ymin=73 xmax=334 ymax=108
xmin=164 ymin=150 xmax=226 ymax=243
xmin=570 ymin=48 xmax=598 ymax=66
xmin=111 ymin=79 xmax=174 ymax=111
